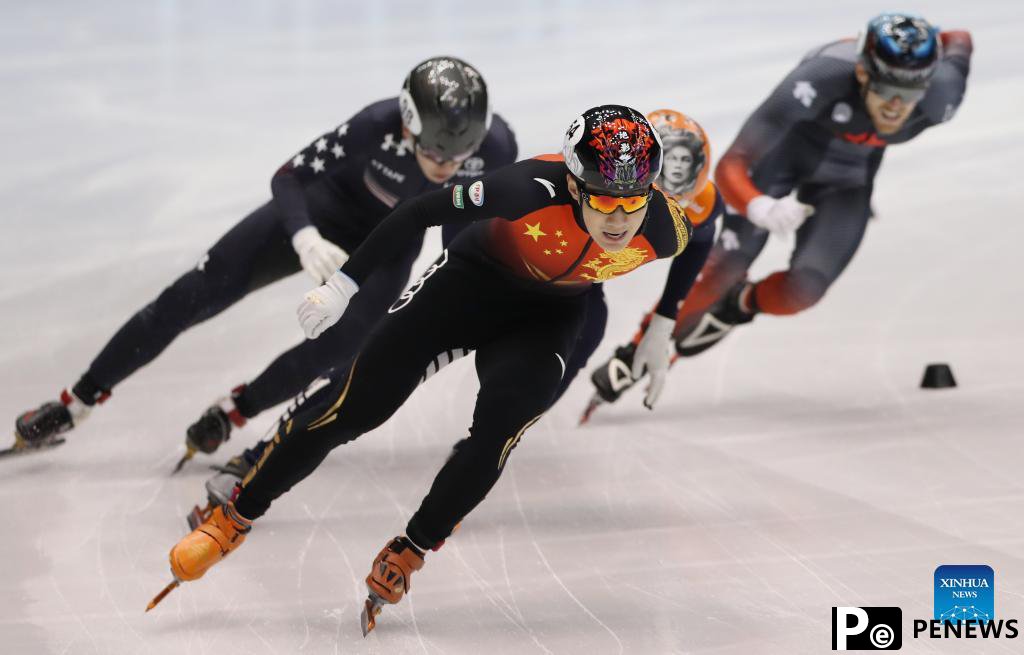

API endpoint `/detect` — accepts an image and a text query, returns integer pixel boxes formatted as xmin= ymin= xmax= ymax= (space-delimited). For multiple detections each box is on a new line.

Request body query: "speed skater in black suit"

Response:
xmin=11 ymin=57 xmax=517 ymax=464
xmin=202 ymin=106 xmax=720 ymax=501
xmin=147 ymin=105 xmax=696 ymax=634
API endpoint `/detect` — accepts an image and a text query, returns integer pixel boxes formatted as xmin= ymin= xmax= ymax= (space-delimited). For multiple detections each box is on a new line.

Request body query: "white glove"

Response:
xmin=631 ymin=313 xmax=675 ymax=410
xmin=745 ymin=195 xmax=814 ymax=235
xmin=296 ymin=270 xmax=359 ymax=339
xmin=291 ymin=226 xmax=349 ymax=284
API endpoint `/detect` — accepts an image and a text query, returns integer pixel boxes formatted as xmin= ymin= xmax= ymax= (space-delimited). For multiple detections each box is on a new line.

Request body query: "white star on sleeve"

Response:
xmin=292 ymin=153 xmax=306 ymax=167
xmin=311 ymin=156 xmax=325 ymax=173
xmin=331 ymin=143 xmax=345 ymax=158
xmin=314 ymin=137 xmax=327 ymax=152
xmin=336 ymin=123 xmax=349 ymax=137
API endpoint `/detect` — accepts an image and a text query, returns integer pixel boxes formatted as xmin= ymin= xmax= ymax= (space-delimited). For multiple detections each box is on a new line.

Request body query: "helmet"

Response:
xmin=562 ymin=105 xmax=662 ymax=197
xmin=858 ymin=13 xmax=941 ymax=89
xmin=400 ymin=56 xmax=491 ymax=160
xmin=646 ymin=109 xmax=710 ymax=201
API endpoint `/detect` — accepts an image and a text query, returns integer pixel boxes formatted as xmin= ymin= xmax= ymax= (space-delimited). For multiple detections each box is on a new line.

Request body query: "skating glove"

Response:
xmin=745 ymin=195 xmax=814 ymax=236
xmin=297 ymin=270 xmax=359 ymax=339
xmin=631 ymin=313 xmax=675 ymax=410
xmin=291 ymin=226 xmax=349 ymax=284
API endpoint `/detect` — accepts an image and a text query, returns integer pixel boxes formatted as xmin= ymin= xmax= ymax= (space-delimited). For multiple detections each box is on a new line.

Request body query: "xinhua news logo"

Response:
xmin=912 ymin=564 xmax=1019 ymax=640
xmin=832 ymin=607 xmax=902 ymax=650
xmin=934 ymin=564 xmax=994 ymax=622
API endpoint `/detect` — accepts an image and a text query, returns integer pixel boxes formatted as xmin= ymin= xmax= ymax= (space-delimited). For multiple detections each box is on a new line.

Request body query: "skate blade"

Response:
xmin=145 ymin=578 xmax=180 ymax=612
xmin=186 ymin=503 xmax=213 ymax=531
xmin=360 ymin=594 xmax=385 ymax=637
xmin=578 ymin=394 xmax=604 ymax=426
xmin=0 ymin=431 xmax=67 ymax=460
xmin=171 ymin=446 xmax=197 ymax=475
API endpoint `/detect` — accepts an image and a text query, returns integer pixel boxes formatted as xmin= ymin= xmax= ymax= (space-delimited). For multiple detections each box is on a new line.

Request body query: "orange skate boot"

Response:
xmin=360 ymin=536 xmax=425 ymax=635
xmin=146 ymin=502 xmax=252 ymax=611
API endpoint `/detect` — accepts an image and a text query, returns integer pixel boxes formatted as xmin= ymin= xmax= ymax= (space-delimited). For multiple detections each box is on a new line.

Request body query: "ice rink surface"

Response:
xmin=2 ymin=1 xmax=1023 ymax=653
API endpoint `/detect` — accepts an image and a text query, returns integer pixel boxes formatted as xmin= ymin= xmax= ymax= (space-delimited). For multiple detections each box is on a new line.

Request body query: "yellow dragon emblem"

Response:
xmin=580 ymin=247 xmax=649 ymax=281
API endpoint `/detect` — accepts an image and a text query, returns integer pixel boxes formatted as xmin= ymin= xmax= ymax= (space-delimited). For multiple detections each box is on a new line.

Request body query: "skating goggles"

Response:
xmin=867 ymin=78 xmax=929 ymax=103
xmin=580 ymin=188 xmax=653 ymax=215
xmin=415 ymin=143 xmax=474 ymax=165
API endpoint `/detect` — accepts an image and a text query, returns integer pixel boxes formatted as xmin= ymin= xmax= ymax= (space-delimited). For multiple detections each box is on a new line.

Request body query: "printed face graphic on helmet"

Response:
xmin=646 ymin=109 xmax=710 ymax=201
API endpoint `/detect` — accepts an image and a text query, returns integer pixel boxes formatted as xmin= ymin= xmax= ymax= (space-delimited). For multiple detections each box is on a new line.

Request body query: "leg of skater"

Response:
xmin=184 ymin=242 xmax=422 ymax=461
xmin=364 ymin=297 xmax=584 ymax=632
xmin=154 ymin=256 xmax=494 ymax=602
xmin=554 ymin=285 xmax=607 ymax=402
xmin=155 ymin=258 xmax=586 ymax=633
xmin=745 ymin=185 xmax=871 ymax=316
xmin=15 ymin=202 xmax=299 ymax=451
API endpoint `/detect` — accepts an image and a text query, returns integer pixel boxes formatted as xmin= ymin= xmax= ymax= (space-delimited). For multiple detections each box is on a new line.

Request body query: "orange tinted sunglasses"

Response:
xmin=581 ymin=189 xmax=652 ymax=215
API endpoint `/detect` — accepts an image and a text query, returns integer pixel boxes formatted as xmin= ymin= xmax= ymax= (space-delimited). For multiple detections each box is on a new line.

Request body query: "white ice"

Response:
xmin=2 ymin=1 xmax=1023 ymax=653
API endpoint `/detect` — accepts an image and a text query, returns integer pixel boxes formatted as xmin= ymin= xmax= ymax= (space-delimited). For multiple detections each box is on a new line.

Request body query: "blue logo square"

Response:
xmin=934 ymin=564 xmax=994 ymax=622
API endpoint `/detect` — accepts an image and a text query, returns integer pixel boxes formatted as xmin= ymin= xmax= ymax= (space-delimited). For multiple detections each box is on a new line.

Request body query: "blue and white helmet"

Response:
xmin=858 ymin=13 xmax=941 ymax=89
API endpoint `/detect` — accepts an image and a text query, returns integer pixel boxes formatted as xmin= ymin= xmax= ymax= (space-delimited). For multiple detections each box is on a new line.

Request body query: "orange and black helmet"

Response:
xmin=646 ymin=109 xmax=710 ymax=202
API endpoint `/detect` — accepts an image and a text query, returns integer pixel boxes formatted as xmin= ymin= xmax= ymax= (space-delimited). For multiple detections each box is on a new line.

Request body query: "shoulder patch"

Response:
xmin=452 ymin=185 xmax=464 ymax=209
xmin=468 ymin=180 xmax=484 ymax=206
xmin=793 ymin=80 xmax=817 ymax=108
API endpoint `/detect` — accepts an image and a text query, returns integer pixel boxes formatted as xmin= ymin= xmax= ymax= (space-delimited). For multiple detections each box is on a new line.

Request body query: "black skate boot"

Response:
xmin=12 ymin=402 xmax=72 ymax=453
xmin=187 ymin=441 xmax=267 ymax=530
xmin=591 ymin=343 xmax=639 ymax=403
xmin=674 ymin=281 xmax=756 ymax=358
xmin=6 ymin=387 xmax=98 ymax=458
xmin=579 ymin=343 xmax=638 ymax=424
xmin=174 ymin=386 xmax=248 ymax=473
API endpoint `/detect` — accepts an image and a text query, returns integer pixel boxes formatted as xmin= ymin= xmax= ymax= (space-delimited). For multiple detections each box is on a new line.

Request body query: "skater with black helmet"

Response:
xmin=149 ymin=105 xmax=696 ymax=633
xmin=197 ymin=107 xmax=721 ymax=508
xmin=11 ymin=56 xmax=517 ymax=461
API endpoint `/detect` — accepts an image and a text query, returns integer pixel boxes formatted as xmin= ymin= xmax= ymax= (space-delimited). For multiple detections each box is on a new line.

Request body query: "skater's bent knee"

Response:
xmin=754 ymin=268 xmax=830 ymax=315
xmin=786 ymin=269 xmax=829 ymax=310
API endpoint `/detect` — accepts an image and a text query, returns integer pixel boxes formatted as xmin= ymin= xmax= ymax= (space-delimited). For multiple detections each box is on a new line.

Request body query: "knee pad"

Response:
xmin=787 ymin=269 xmax=829 ymax=310
xmin=755 ymin=268 xmax=829 ymax=315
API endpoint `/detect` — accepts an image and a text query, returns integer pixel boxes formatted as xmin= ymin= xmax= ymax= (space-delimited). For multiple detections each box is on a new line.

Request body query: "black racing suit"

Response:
xmin=233 ymin=156 xmax=695 ymax=548
xmin=71 ymin=98 xmax=518 ymax=417
xmin=675 ymin=32 xmax=972 ymax=330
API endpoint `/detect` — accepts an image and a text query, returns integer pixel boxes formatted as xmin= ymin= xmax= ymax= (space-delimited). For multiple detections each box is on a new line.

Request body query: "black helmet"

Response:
xmin=400 ymin=56 xmax=491 ymax=160
xmin=562 ymin=105 xmax=663 ymax=197
xmin=858 ymin=13 xmax=941 ymax=89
